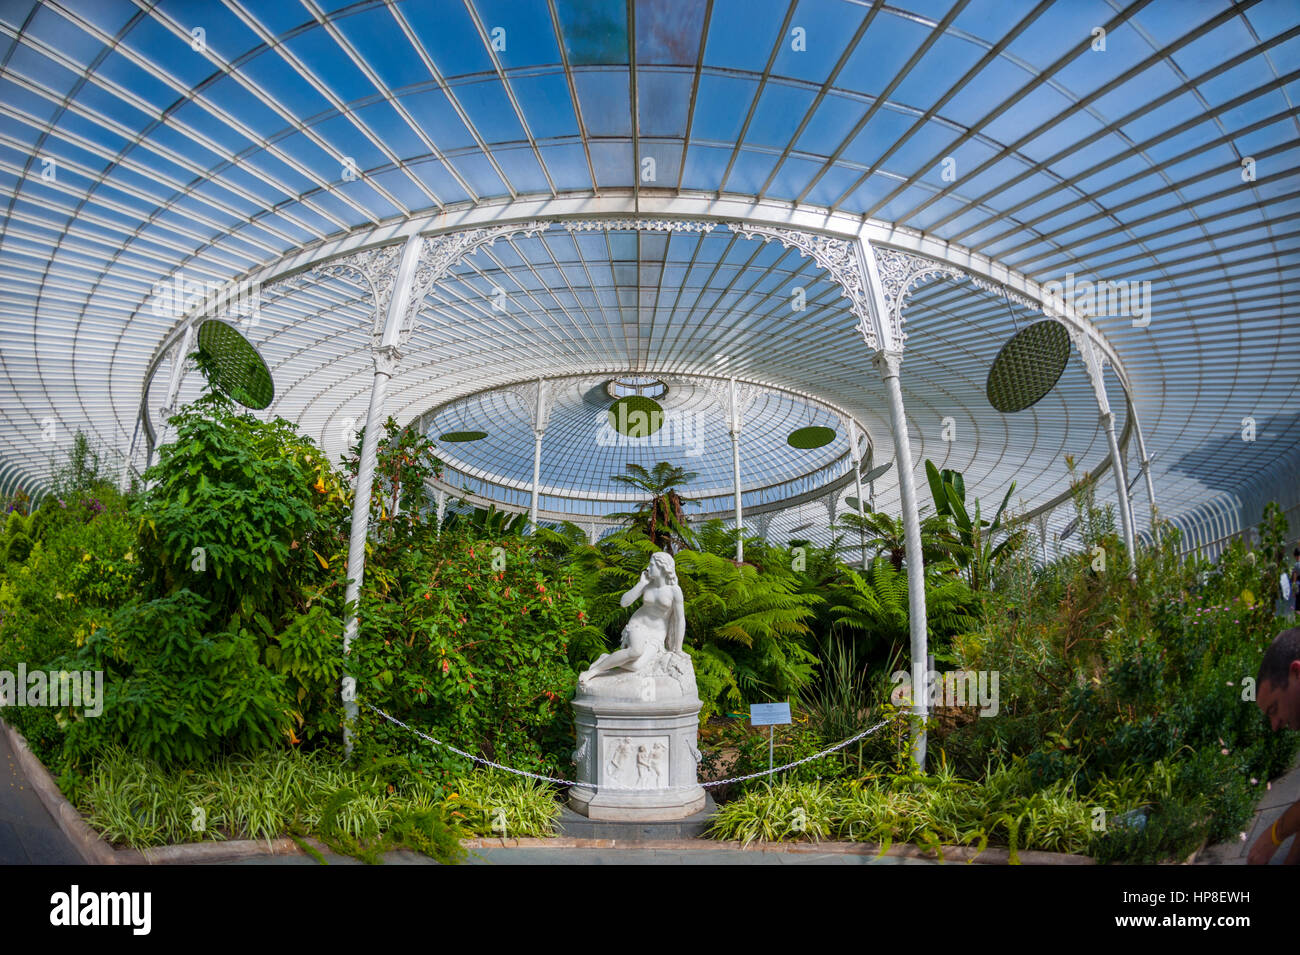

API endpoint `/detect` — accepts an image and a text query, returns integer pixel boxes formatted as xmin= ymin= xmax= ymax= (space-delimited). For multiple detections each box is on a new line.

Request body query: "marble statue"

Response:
xmin=569 ymin=551 xmax=707 ymax=820
xmin=577 ymin=551 xmax=695 ymax=698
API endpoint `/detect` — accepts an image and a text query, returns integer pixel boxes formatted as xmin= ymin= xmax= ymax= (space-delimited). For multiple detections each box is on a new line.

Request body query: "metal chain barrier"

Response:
xmin=363 ymin=700 xmax=903 ymax=790
xmin=363 ymin=702 xmax=597 ymax=788
xmin=700 ymin=715 xmax=897 ymax=788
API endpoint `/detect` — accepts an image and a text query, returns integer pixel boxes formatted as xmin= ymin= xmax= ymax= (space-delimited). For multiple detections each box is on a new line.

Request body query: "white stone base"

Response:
xmin=569 ymin=692 xmax=706 ymax=821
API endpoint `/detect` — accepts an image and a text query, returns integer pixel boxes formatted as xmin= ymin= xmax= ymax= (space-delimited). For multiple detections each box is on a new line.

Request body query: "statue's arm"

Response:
xmin=620 ymin=571 xmax=649 ymax=608
xmin=669 ymin=586 xmax=686 ymax=651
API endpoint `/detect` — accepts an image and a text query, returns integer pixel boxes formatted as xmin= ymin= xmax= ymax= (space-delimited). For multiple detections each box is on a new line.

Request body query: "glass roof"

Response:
xmin=422 ymin=374 xmax=854 ymax=512
xmin=1 ymin=0 xmax=1297 ymax=555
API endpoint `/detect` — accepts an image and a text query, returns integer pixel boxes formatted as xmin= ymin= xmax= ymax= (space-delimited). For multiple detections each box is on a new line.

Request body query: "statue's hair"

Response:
xmin=650 ymin=551 xmax=679 ymax=587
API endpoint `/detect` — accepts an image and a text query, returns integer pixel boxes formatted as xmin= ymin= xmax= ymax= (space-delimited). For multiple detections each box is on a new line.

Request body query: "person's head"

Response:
xmin=1257 ymin=628 xmax=1300 ymax=732
xmin=1293 ymin=547 xmax=1299 ymax=560
xmin=648 ymin=551 xmax=677 ymax=586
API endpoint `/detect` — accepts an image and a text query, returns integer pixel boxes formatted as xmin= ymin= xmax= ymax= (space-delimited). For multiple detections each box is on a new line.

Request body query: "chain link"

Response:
xmin=362 ymin=701 xmax=902 ymax=790
xmin=699 ymin=715 xmax=897 ymax=788
xmin=363 ymin=702 xmax=598 ymax=788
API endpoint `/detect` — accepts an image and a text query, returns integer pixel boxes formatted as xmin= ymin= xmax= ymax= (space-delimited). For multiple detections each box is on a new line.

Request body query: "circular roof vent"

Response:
xmin=986 ymin=320 xmax=1071 ymax=413
xmin=606 ymin=376 xmax=668 ymax=400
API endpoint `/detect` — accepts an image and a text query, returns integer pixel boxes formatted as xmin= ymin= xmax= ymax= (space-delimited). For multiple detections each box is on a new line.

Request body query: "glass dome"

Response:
xmin=0 ymin=0 xmax=1294 ymax=556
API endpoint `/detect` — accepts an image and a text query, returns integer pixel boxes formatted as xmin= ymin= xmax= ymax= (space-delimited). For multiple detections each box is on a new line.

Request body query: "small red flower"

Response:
xmin=442 ymin=659 xmax=450 ymax=673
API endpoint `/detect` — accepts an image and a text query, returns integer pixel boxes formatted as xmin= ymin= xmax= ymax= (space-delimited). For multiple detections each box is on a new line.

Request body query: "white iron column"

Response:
xmin=435 ymin=487 xmax=447 ymax=534
xmin=341 ymin=234 xmax=423 ymax=753
xmin=873 ymin=350 xmax=929 ymax=770
xmin=729 ymin=377 xmax=744 ymax=562
xmin=1131 ymin=408 xmax=1159 ymax=546
xmin=1077 ymin=334 xmax=1138 ymax=576
xmin=530 ymin=378 xmax=546 ymax=529
xmin=849 ymin=419 xmax=868 ymax=570
xmin=342 ymin=345 xmax=400 ymax=748
xmin=163 ymin=323 xmax=195 ymax=414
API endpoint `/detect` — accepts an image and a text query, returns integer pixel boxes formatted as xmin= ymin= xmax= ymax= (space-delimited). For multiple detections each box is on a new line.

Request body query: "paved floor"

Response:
xmin=1197 ymin=751 xmax=1300 ymax=865
xmin=223 ymin=845 xmax=928 ymax=865
xmin=0 ymin=726 xmax=82 ymax=865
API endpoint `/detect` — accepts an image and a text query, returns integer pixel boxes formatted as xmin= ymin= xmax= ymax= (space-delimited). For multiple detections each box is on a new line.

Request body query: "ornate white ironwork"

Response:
xmin=563 ymin=218 xmax=716 ymax=234
xmin=398 ymin=222 xmax=549 ymax=348
xmin=372 ymin=345 xmax=401 ymax=377
xmin=698 ymin=377 xmax=761 ymax=432
xmin=968 ymin=274 xmax=1039 ymax=311
xmin=307 ymin=222 xmax=549 ymax=354
xmin=308 ymin=244 xmax=403 ymax=331
xmin=502 ymin=378 xmax=561 ymax=433
xmin=872 ymin=247 xmax=966 ymax=348
xmin=818 ymin=489 xmax=840 ymax=528
xmin=729 ymin=222 xmax=878 ymax=350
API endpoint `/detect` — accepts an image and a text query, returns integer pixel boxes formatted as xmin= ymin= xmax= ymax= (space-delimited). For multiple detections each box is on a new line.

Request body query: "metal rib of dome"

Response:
xmin=0 ymin=0 xmax=1296 ymax=557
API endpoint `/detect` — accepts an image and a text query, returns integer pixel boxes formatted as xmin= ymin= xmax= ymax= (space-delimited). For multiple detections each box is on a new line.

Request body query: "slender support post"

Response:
xmin=530 ymin=378 xmax=548 ymax=531
xmin=341 ymin=233 xmax=423 ymax=754
xmin=873 ymin=350 xmax=928 ymax=771
xmin=729 ymin=377 xmax=743 ymax=563
xmin=530 ymin=431 xmax=544 ymax=529
xmin=849 ymin=419 xmax=868 ymax=570
xmin=435 ymin=488 xmax=447 ymax=535
xmin=1076 ymin=335 xmax=1138 ymax=576
xmin=1103 ymin=413 xmax=1137 ymax=575
xmin=342 ymin=346 xmax=400 ymax=752
xmin=163 ymin=324 xmax=195 ymax=414
xmin=1131 ymin=408 xmax=1159 ymax=546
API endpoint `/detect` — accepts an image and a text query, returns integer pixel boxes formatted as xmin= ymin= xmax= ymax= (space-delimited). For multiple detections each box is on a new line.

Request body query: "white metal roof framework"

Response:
xmin=2 ymin=0 xmax=1298 ymax=765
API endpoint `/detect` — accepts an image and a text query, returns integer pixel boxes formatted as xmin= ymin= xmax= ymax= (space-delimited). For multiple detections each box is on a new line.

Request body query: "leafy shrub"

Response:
xmin=349 ymin=530 xmax=587 ymax=782
xmin=76 ymin=746 xmax=466 ymax=863
xmin=707 ymin=780 xmax=838 ymax=846
xmin=448 ymin=770 xmax=561 ymax=837
xmin=66 ymin=591 xmax=292 ymax=763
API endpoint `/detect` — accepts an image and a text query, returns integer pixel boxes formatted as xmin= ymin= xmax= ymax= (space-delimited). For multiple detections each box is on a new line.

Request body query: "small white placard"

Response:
xmin=749 ymin=702 xmax=791 ymax=726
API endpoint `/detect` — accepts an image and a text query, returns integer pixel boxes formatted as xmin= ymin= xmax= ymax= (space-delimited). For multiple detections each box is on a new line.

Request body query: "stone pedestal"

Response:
xmin=569 ymin=691 xmax=706 ymax=821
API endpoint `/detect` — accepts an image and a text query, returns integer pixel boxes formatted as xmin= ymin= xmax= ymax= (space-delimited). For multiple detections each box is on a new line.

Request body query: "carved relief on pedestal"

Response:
xmin=604 ymin=735 xmax=670 ymax=789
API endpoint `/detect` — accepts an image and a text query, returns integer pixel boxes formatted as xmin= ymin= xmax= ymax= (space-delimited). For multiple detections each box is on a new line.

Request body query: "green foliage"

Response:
xmin=134 ymin=391 xmax=345 ymax=623
xmin=829 ymin=559 xmax=978 ymax=663
xmin=338 ymin=416 xmax=442 ymax=540
xmin=608 ymin=462 xmax=697 ymax=552
xmin=0 ymin=477 xmax=138 ymax=765
xmin=835 ymin=506 xmax=958 ymax=572
xmin=674 ymin=549 xmax=820 ymax=716
xmin=447 ymin=770 xmax=561 ymax=837
xmin=925 ymin=459 xmax=1026 ymax=591
xmin=66 ymin=591 xmax=292 ymax=764
xmin=348 ymin=529 xmax=588 ymax=782
xmin=76 ymin=746 xmax=469 ymax=864
xmin=941 ymin=487 xmax=1300 ymax=862
xmin=708 ymin=780 xmax=839 ymax=845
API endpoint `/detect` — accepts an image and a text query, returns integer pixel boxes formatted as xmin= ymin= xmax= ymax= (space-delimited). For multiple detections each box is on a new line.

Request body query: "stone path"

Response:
xmin=0 ymin=726 xmax=83 ymax=864
xmin=221 ymin=845 xmax=929 ymax=865
xmin=1197 ymin=751 xmax=1300 ymax=865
